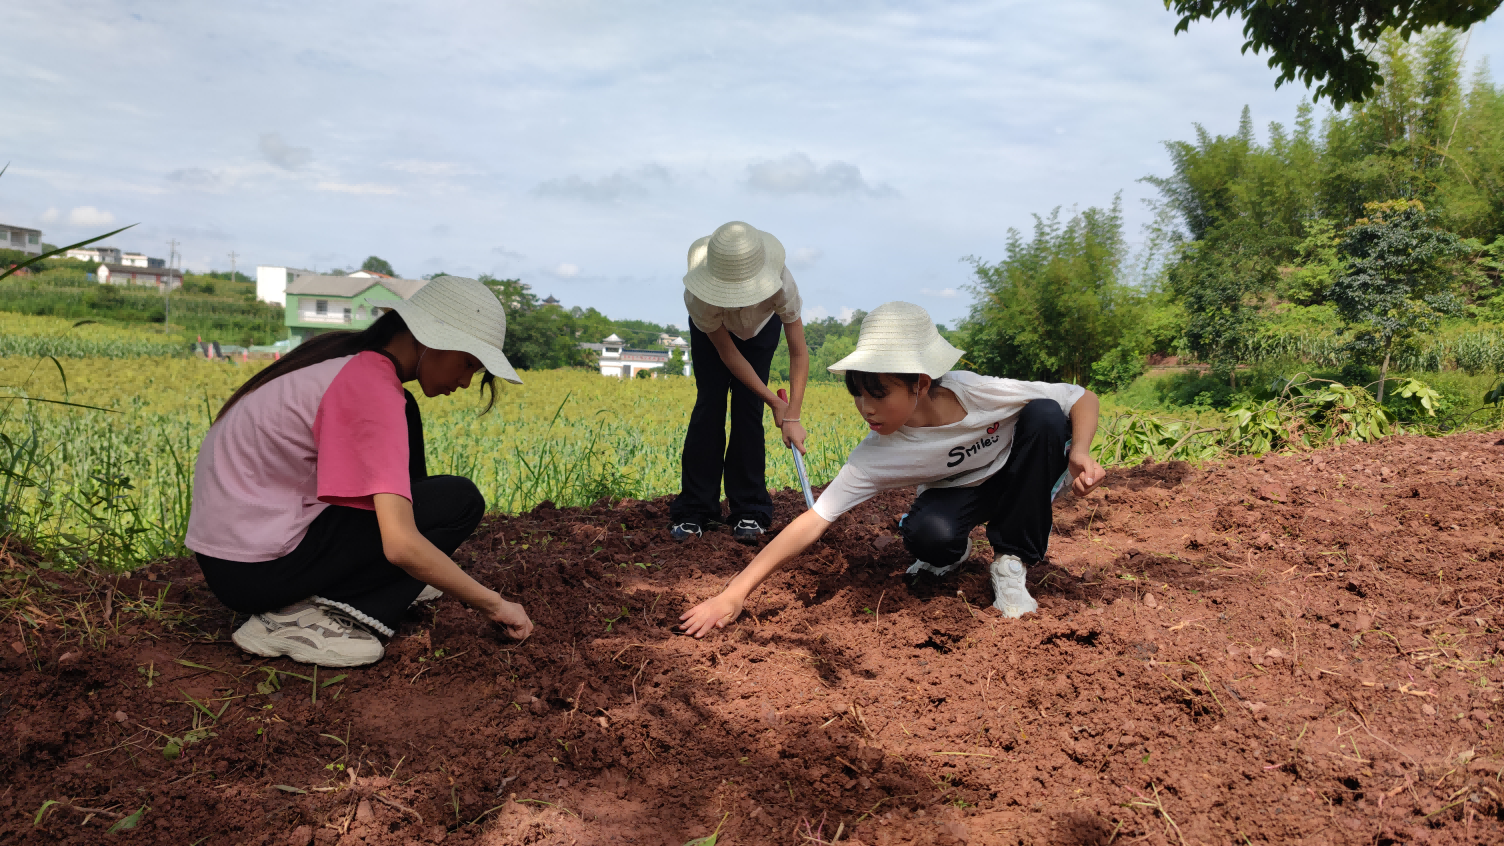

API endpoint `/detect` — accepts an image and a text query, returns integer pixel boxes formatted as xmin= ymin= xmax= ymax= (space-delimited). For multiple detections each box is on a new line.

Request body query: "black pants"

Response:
xmin=196 ymin=391 xmax=485 ymax=636
xmin=670 ymin=314 xmax=783 ymax=528
xmin=900 ymin=399 xmax=1071 ymax=566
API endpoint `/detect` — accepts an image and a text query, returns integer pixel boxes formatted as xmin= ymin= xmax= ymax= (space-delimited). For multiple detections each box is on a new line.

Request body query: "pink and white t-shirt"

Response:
xmin=186 ymin=351 xmax=413 ymax=562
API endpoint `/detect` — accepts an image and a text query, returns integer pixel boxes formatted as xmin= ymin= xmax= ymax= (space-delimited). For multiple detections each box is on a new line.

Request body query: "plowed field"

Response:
xmin=5 ymin=432 xmax=1504 ymax=845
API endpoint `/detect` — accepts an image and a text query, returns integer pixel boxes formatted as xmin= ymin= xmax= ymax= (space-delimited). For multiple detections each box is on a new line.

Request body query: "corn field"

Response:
xmin=4 ymin=353 xmax=1500 ymax=572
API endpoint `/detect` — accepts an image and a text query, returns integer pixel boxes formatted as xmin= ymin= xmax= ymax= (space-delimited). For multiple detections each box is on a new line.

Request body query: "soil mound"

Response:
xmin=4 ymin=432 xmax=1504 ymax=844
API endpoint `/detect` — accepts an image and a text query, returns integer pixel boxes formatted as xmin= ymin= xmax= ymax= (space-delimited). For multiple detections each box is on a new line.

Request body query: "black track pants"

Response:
xmin=670 ymin=314 xmax=783 ymax=528
xmin=899 ymin=399 xmax=1072 ymax=566
xmin=195 ymin=391 xmax=484 ymax=635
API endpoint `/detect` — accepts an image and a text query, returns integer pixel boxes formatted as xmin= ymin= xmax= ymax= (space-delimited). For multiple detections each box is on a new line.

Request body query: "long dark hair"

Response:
xmin=216 ymin=310 xmax=498 ymax=421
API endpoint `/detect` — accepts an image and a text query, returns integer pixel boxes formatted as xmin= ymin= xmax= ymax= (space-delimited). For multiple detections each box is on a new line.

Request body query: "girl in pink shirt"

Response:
xmin=186 ymin=276 xmax=532 ymax=667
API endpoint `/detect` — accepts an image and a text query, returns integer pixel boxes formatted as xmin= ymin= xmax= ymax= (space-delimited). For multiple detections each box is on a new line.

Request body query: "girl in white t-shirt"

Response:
xmin=669 ymin=221 xmax=811 ymax=543
xmin=679 ymin=301 xmax=1107 ymax=637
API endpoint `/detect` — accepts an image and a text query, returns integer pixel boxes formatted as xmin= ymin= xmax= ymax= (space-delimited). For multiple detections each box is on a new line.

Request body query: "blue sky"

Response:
xmin=6 ymin=1 xmax=1504 ymax=330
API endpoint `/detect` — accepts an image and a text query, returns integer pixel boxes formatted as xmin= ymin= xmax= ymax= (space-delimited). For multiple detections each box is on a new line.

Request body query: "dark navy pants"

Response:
xmin=900 ymin=399 xmax=1071 ymax=565
xmin=670 ymin=314 xmax=783 ymax=529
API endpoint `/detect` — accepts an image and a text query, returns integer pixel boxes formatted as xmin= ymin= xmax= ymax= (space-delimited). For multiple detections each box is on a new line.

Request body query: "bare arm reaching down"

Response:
xmin=373 ymin=493 xmax=533 ymax=640
xmin=1068 ymin=390 xmax=1106 ymax=496
xmin=707 ymin=326 xmax=788 ymax=424
xmin=678 ymin=509 xmax=832 ymax=637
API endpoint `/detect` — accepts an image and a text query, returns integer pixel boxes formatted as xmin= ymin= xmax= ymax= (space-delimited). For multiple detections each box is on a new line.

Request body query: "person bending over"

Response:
xmin=680 ymin=301 xmax=1106 ymax=638
xmin=669 ymin=221 xmax=811 ymax=543
xmin=186 ymin=276 xmax=533 ymax=666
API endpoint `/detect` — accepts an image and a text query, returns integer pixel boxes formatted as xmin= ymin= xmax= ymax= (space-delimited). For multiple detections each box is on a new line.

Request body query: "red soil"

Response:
xmin=4 ymin=431 xmax=1504 ymax=845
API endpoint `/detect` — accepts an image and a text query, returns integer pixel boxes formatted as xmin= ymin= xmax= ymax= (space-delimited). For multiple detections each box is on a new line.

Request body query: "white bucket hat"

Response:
xmin=827 ymin=301 xmax=964 ymax=378
xmin=391 ymin=275 xmax=522 ymax=384
xmin=683 ymin=221 xmax=787 ymax=308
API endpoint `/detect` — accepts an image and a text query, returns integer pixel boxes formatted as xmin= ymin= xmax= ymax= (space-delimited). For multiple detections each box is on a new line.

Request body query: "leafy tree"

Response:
xmin=1143 ymin=104 xmax=1320 ymax=249
xmin=1167 ymin=217 xmax=1285 ymax=385
xmin=1280 ymin=218 xmax=1345 ymax=305
xmin=1328 ymin=200 xmax=1473 ymax=401
xmin=1164 ymin=0 xmax=1500 ymax=108
xmin=959 ymin=197 xmax=1135 ymax=384
xmin=361 ymin=256 xmax=396 ymax=276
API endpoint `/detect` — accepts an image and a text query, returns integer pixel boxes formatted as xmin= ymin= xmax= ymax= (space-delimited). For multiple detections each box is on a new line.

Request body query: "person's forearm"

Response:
xmin=723 ymin=509 xmax=830 ymax=601
xmin=1070 ymin=390 xmax=1100 ymax=454
xmin=387 ymin=538 xmax=499 ymax=609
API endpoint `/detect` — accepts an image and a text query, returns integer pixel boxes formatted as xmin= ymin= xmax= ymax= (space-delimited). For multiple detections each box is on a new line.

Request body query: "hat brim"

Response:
xmin=392 ymin=299 xmax=523 ymax=385
xmin=827 ymin=335 xmax=964 ymax=380
xmin=683 ymin=230 xmax=787 ymax=308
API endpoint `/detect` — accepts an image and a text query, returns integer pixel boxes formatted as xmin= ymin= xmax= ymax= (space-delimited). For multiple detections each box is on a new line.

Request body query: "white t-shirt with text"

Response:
xmin=811 ymin=371 xmax=1085 ymax=522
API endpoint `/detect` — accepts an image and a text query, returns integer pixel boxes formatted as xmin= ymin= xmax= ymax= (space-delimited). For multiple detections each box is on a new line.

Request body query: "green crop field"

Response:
xmin=4 ymin=343 xmax=1501 ymax=572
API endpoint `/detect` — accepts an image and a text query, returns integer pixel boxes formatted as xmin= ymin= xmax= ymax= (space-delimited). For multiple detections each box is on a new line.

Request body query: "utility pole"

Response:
xmin=165 ymin=238 xmax=180 ymax=334
xmin=228 ymin=250 xmax=239 ymax=285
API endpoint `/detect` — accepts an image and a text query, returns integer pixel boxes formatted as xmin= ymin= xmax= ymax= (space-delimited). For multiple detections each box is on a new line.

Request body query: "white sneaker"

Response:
xmin=231 ymin=601 xmax=385 ymax=667
xmin=990 ymin=555 xmax=1038 ymax=618
xmin=905 ymin=538 xmax=973 ymax=579
xmin=413 ymin=585 xmax=443 ymax=605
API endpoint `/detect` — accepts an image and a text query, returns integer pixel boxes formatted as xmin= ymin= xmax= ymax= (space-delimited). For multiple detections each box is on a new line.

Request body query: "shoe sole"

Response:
xmin=232 ymin=626 xmax=383 ymax=668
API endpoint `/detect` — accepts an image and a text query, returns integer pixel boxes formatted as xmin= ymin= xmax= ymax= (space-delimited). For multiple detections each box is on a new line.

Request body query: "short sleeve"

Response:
xmin=966 ymin=375 xmax=1085 ymax=417
xmin=684 ymin=289 xmax=724 ymax=333
xmin=774 ymin=266 xmax=802 ymax=323
xmin=313 ymin=352 xmax=411 ymax=509
xmin=812 ymin=463 xmax=881 ymax=522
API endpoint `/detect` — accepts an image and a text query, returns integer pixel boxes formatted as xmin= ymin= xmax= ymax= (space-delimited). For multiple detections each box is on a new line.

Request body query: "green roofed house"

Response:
xmin=284 ymin=271 xmax=428 ymax=345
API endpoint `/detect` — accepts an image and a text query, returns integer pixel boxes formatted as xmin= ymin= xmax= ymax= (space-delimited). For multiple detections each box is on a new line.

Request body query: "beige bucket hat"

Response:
xmin=683 ymin=221 xmax=787 ymax=308
xmin=827 ymin=301 xmax=964 ymax=378
xmin=392 ymin=275 xmax=522 ymax=384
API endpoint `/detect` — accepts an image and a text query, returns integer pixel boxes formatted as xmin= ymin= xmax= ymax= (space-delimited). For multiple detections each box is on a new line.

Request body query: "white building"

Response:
xmin=97 ymin=263 xmax=182 ymax=290
xmin=121 ymin=252 xmax=167 ymax=268
xmin=0 ymin=223 xmax=43 ymax=256
xmin=65 ymin=246 xmax=123 ymax=264
xmin=581 ymin=333 xmax=691 ymax=378
xmin=256 ymin=265 xmax=316 ymax=306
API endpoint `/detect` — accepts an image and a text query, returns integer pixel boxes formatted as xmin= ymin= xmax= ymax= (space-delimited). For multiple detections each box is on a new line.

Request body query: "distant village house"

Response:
xmin=65 ymin=246 xmax=124 ymax=263
xmin=581 ymin=333 xmax=691 ymax=378
xmin=1 ymin=223 xmax=43 ymax=256
xmin=97 ymin=263 xmax=183 ymax=290
xmin=283 ymin=273 xmax=428 ymax=345
xmin=121 ymin=252 xmax=167 ymax=268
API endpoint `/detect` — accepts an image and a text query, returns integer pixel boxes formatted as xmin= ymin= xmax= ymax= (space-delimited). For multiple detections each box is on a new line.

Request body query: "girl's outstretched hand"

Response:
xmin=679 ymin=592 xmax=744 ymax=638
xmin=487 ymin=596 xmax=534 ymax=641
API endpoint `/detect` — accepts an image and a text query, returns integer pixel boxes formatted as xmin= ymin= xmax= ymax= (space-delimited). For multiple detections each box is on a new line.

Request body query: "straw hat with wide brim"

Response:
xmin=827 ymin=301 xmax=964 ymax=379
xmin=391 ymin=275 xmax=522 ymax=384
xmin=683 ymin=221 xmax=787 ymax=308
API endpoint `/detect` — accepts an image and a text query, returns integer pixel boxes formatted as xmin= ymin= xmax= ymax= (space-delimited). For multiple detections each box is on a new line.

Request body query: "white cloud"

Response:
xmin=552 ymin=262 xmax=580 ymax=278
xmin=316 ymin=181 xmax=398 ymax=196
xmin=920 ymin=287 xmax=960 ymax=298
xmin=838 ymin=306 xmax=858 ymax=324
xmin=39 ymin=207 xmax=59 ymax=224
xmin=745 ymin=152 xmax=895 ymax=198
xmin=789 ymin=246 xmax=823 ymax=268
xmin=804 ymin=305 xmax=830 ymax=321
xmin=385 ymin=160 xmax=479 ymax=176
xmin=166 ymin=167 xmax=225 ymax=190
xmin=533 ymin=164 xmax=671 ymax=203
xmin=258 ymin=133 xmax=312 ymax=171
xmin=67 ymin=206 xmax=115 ymax=226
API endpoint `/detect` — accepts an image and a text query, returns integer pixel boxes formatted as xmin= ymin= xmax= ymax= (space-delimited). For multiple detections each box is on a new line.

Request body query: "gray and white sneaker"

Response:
xmin=990 ymin=554 xmax=1038 ymax=618
xmin=231 ymin=601 xmax=385 ymax=667
xmin=904 ymin=538 xmax=974 ymax=579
